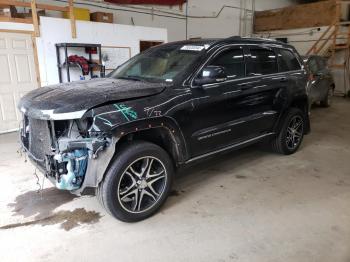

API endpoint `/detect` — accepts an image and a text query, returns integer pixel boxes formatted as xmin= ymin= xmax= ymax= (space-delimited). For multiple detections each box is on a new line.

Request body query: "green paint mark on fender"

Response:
xmin=114 ymin=104 xmax=138 ymax=122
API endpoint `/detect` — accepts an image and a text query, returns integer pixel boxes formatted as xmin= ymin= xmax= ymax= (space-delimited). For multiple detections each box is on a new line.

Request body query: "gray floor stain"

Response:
xmin=0 ymin=208 xmax=102 ymax=231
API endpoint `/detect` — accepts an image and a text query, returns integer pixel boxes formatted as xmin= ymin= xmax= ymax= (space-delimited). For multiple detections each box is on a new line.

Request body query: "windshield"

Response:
xmin=109 ymin=44 xmax=205 ymax=83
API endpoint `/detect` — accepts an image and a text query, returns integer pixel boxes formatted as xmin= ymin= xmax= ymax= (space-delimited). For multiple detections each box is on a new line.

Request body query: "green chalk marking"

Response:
xmin=114 ymin=104 xmax=138 ymax=122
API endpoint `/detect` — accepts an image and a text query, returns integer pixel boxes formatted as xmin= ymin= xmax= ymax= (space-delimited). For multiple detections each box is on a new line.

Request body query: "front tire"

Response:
xmin=271 ymin=108 xmax=305 ymax=155
xmin=98 ymin=141 xmax=174 ymax=222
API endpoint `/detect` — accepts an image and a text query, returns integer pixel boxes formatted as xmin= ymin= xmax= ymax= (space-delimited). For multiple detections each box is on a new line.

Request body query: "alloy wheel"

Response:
xmin=286 ymin=115 xmax=304 ymax=151
xmin=117 ymin=156 xmax=167 ymax=214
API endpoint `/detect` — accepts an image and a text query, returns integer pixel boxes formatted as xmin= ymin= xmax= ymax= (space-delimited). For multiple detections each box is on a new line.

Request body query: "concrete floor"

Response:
xmin=1 ymin=97 xmax=350 ymax=262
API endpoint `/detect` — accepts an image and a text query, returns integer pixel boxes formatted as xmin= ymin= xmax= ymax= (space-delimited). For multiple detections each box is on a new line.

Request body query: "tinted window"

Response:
xmin=247 ymin=48 xmax=278 ymax=75
xmin=278 ymin=49 xmax=301 ymax=72
xmin=210 ymin=48 xmax=245 ymax=78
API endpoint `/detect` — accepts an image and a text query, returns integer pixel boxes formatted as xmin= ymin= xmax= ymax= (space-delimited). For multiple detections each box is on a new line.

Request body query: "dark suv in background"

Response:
xmin=19 ymin=37 xmax=310 ymax=222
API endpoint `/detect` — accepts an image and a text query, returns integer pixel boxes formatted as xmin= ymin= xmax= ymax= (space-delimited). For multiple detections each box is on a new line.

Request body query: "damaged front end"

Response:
xmin=20 ymin=115 xmax=111 ymax=193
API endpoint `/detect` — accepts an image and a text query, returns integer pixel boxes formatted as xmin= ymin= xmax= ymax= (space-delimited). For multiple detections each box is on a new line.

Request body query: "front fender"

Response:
xmin=72 ymin=102 xmax=189 ymax=195
xmin=84 ymin=100 xmax=189 ymax=161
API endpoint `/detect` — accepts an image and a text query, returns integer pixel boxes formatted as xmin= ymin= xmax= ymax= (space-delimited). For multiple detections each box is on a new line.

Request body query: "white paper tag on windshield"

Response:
xmin=180 ymin=45 xmax=205 ymax=51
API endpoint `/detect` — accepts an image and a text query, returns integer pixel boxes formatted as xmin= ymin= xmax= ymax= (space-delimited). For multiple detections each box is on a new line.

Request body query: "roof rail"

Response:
xmin=224 ymin=36 xmax=279 ymax=42
xmin=244 ymin=37 xmax=278 ymax=41
xmin=225 ymin=36 xmax=242 ymax=40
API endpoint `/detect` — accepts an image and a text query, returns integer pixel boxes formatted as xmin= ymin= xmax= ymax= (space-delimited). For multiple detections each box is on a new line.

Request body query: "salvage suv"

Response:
xmin=19 ymin=37 xmax=310 ymax=222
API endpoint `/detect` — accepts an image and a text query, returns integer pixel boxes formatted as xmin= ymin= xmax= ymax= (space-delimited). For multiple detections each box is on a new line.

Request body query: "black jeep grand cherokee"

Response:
xmin=19 ymin=37 xmax=310 ymax=222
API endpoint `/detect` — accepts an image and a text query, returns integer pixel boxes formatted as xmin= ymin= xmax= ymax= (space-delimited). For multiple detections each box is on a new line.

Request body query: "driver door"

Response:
xmin=189 ymin=46 xmax=251 ymax=156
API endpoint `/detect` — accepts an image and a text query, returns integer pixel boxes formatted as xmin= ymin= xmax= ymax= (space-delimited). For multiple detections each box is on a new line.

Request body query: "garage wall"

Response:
xmin=36 ymin=16 xmax=167 ymax=86
xmin=0 ymin=0 xmax=297 ymax=87
xmin=0 ymin=22 xmax=34 ymax=32
xmin=33 ymin=0 xmax=294 ymax=41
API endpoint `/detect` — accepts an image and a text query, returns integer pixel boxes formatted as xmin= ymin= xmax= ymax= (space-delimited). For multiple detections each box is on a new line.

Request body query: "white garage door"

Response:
xmin=0 ymin=32 xmax=38 ymax=133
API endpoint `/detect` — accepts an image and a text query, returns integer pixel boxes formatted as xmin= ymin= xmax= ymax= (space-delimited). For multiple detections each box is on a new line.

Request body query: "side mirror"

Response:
xmin=194 ymin=65 xmax=227 ymax=86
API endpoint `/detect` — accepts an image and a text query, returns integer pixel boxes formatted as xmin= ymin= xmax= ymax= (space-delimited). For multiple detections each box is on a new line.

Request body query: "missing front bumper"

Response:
xmin=21 ymin=132 xmax=110 ymax=193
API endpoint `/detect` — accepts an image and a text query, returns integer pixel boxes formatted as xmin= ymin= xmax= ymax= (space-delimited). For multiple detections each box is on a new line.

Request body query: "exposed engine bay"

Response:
xmin=20 ymin=115 xmax=111 ymax=192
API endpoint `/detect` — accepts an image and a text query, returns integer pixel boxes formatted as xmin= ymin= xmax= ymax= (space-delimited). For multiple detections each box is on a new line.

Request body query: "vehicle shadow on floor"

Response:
xmin=163 ymin=144 xmax=274 ymax=210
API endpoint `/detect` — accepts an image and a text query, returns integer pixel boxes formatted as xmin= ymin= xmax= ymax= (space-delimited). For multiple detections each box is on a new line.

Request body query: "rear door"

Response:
xmin=276 ymin=47 xmax=305 ymax=104
xmin=243 ymin=45 xmax=285 ymax=133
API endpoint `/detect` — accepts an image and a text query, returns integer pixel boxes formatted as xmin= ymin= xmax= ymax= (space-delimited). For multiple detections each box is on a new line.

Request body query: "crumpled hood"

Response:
xmin=18 ymin=78 xmax=166 ymax=120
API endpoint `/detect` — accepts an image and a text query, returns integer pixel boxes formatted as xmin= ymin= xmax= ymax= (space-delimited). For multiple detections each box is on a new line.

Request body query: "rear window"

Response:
xmin=278 ymin=49 xmax=301 ymax=72
xmin=247 ymin=48 xmax=278 ymax=76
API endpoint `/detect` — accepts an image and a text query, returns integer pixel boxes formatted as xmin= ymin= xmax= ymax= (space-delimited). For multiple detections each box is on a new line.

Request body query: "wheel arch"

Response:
xmin=108 ymin=116 xmax=188 ymax=174
xmin=112 ymin=118 xmax=189 ymax=166
xmin=274 ymin=95 xmax=310 ymax=135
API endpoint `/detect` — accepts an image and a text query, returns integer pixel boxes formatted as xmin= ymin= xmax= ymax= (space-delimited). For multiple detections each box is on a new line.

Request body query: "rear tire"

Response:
xmin=320 ymin=87 xmax=333 ymax=107
xmin=271 ymin=108 xmax=305 ymax=155
xmin=98 ymin=141 xmax=174 ymax=222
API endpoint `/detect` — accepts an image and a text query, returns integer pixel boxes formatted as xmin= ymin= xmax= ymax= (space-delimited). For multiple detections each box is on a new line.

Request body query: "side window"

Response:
xmin=278 ymin=49 xmax=301 ymax=72
xmin=247 ymin=48 xmax=278 ymax=75
xmin=209 ymin=48 xmax=245 ymax=78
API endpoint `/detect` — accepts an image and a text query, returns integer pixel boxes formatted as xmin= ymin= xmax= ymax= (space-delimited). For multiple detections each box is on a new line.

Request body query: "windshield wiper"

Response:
xmin=117 ymin=75 xmax=143 ymax=81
